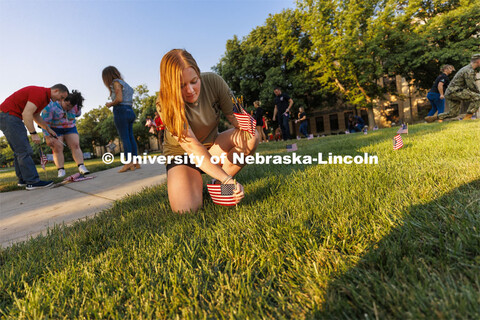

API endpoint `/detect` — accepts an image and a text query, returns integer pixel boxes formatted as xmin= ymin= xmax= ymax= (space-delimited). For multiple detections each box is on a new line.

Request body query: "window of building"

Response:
xmin=315 ymin=116 xmax=324 ymax=133
xmin=385 ymin=104 xmax=399 ymax=123
xmin=329 ymin=113 xmax=339 ymax=131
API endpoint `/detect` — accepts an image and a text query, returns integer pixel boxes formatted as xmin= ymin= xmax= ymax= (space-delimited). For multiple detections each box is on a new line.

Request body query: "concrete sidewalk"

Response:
xmin=0 ymin=164 xmax=167 ymax=248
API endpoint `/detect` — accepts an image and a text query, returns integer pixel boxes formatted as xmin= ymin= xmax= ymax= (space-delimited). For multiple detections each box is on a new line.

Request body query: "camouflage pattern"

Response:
xmin=438 ymin=63 xmax=480 ymax=119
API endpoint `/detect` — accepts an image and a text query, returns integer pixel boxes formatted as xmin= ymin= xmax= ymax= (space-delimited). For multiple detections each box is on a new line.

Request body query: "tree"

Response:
xmin=215 ymin=9 xmax=325 ymax=119
xmin=77 ymin=106 xmax=115 ymax=152
xmin=375 ymin=0 xmax=480 ymax=89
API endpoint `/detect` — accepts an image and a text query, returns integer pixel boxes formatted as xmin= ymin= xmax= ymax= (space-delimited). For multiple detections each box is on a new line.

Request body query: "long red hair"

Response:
xmin=157 ymin=49 xmax=201 ymax=142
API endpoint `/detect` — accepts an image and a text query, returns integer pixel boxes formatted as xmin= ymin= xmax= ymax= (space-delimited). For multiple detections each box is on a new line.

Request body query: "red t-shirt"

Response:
xmin=154 ymin=116 xmax=164 ymax=131
xmin=0 ymin=86 xmax=52 ymax=120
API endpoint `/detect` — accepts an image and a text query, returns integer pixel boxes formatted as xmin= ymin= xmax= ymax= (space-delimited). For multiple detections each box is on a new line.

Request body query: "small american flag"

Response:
xmin=393 ymin=134 xmax=403 ymax=150
xmin=232 ymin=96 xmax=256 ymax=136
xmin=40 ymin=149 xmax=48 ymax=170
xmin=64 ymin=173 xmax=94 ymax=182
xmin=286 ymin=143 xmax=298 ymax=152
xmin=207 ymin=183 xmax=237 ymax=206
xmin=397 ymin=123 xmax=408 ymax=134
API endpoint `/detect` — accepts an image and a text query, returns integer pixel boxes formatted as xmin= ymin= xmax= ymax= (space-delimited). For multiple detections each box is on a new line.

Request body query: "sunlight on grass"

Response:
xmin=0 ymin=121 xmax=479 ymax=318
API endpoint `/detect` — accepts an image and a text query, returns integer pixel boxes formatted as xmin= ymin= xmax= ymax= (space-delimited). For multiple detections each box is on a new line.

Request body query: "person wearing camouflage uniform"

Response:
xmin=435 ymin=53 xmax=480 ymax=121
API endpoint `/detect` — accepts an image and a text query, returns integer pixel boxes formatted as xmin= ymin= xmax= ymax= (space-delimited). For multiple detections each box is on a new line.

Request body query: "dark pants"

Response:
xmin=299 ymin=122 xmax=308 ymax=137
xmin=0 ymin=112 xmax=40 ymax=183
xmin=279 ymin=113 xmax=290 ymax=140
xmin=113 ymin=105 xmax=138 ymax=157
xmin=426 ymin=92 xmax=445 ymax=116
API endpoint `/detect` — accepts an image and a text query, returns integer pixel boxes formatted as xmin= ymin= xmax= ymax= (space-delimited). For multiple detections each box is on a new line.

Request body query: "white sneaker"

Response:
xmin=58 ymin=169 xmax=66 ymax=178
xmin=78 ymin=164 xmax=90 ymax=175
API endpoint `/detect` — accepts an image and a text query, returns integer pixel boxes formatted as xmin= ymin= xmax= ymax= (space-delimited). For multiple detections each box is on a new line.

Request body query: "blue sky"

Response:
xmin=0 ymin=0 xmax=295 ymax=117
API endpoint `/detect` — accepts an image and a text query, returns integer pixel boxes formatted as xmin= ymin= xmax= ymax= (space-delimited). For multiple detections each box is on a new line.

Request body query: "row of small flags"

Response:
xmin=232 ymin=96 xmax=256 ymax=137
xmin=207 ymin=120 xmax=409 ymax=206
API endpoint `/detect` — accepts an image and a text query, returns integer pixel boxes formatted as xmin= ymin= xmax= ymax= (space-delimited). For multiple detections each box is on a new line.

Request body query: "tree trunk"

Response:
xmin=367 ymin=108 xmax=376 ymax=129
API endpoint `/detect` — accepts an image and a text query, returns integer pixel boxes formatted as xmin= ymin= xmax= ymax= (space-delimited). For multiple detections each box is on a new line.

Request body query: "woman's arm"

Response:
xmin=438 ymin=81 xmax=445 ymax=98
xmin=106 ymin=81 xmax=123 ymax=107
xmin=176 ymin=128 xmax=232 ymax=182
xmin=225 ymin=114 xmax=239 ymax=128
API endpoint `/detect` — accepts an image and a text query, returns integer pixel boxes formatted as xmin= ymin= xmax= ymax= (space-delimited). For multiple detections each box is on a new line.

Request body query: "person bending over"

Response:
xmin=42 ymin=90 xmax=90 ymax=177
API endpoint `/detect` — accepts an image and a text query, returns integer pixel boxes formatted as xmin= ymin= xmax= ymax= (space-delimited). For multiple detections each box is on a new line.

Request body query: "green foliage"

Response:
xmin=379 ymin=0 xmax=480 ymax=88
xmin=217 ymin=0 xmax=479 ymax=114
xmin=77 ymin=106 xmax=115 ymax=151
xmin=133 ymin=85 xmax=159 ymax=152
xmin=0 ymin=137 xmax=13 ymax=166
xmin=215 ymin=9 xmax=326 ymax=117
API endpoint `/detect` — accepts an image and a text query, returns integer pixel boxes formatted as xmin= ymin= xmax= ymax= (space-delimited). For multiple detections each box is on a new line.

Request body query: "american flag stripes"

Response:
xmin=40 ymin=148 xmax=48 ymax=170
xmin=232 ymin=96 xmax=256 ymax=136
xmin=207 ymin=183 xmax=237 ymax=206
xmin=393 ymin=134 xmax=404 ymax=150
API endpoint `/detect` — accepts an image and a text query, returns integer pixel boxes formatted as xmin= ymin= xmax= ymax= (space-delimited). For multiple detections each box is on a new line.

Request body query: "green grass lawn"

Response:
xmin=1 ymin=121 xmax=479 ymax=319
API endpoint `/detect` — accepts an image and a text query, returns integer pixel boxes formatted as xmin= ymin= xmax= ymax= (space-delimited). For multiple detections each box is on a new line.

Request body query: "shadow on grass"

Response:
xmin=313 ymin=178 xmax=480 ymax=319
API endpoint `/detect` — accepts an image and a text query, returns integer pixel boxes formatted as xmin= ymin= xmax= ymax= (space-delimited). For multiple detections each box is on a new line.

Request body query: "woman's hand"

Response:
xmin=46 ymin=126 xmax=58 ymax=138
xmin=230 ymin=181 xmax=244 ymax=204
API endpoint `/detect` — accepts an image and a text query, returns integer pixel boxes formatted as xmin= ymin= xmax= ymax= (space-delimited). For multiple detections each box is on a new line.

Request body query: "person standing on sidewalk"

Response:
xmin=435 ymin=54 xmax=480 ymax=121
xmin=0 ymin=84 xmax=69 ymax=190
xmin=102 ymin=66 xmax=140 ymax=173
xmin=272 ymin=87 xmax=293 ymax=140
xmin=424 ymin=64 xmax=455 ymax=123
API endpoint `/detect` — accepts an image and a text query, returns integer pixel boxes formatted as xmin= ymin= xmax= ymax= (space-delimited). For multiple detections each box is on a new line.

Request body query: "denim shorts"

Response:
xmin=47 ymin=126 xmax=78 ymax=136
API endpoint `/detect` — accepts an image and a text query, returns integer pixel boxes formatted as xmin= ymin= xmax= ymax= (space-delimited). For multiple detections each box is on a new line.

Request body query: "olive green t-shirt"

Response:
xmin=160 ymin=72 xmax=234 ymax=156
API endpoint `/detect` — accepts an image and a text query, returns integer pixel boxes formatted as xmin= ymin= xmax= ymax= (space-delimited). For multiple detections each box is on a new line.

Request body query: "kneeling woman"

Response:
xmin=158 ymin=49 xmax=259 ymax=213
xmin=41 ymin=90 xmax=89 ymax=177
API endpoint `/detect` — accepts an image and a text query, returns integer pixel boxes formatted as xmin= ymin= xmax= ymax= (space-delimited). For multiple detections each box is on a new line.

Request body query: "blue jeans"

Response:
xmin=113 ymin=104 xmax=138 ymax=157
xmin=299 ymin=121 xmax=308 ymax=137
xmin=279 ymin=113 xmax=291 ymax=140
xmin=0 ymin=112 xmax=40 ymax=183
xmin=427 ymin=92 xmax=445 ymax=116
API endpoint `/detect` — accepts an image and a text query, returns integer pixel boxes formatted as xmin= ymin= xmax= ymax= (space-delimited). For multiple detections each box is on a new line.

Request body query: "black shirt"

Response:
xmin=299 ymin=112 xmax=306 ymax=123
xmin=255 ymin=107 xmax=264 ymax=126
xmin=430 ymin=73 xmax=450 ymax=93
xmin=274 ymin=93 xmax=291 ymax=115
